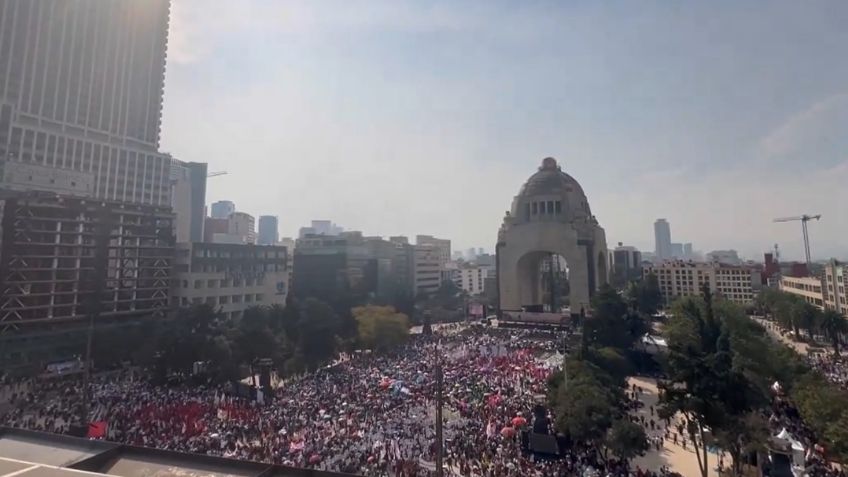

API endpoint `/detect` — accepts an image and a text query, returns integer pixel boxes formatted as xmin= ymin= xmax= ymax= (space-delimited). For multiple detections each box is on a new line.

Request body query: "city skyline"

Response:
xmin=161 ymin=0 xmax=847 ymax=261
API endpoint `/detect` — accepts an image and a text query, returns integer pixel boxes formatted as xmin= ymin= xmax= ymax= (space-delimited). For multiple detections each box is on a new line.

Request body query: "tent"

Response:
xmin=773 ymin=428 xmax=805 ymax=470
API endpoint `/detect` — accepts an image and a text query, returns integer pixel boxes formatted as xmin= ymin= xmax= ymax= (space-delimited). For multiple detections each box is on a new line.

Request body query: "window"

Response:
xmin=194 ymin=280 xmax=203 ymax=289
xmin=555 ymin=201 xmax=562 ymax=214
xmin=207 ymin=279 xmax=217 ymax=288
xmin=532 ymin=202 xmax=538 ymax=215
xmin=547 ymin=201 xmax=553 ymax=214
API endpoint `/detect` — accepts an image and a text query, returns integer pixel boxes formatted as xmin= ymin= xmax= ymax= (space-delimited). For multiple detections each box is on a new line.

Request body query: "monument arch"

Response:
xmin=497 ymin=157 xmax=608 ymax=316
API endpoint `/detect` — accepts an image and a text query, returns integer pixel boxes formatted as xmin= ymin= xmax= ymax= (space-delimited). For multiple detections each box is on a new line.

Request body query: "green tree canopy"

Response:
xmin=353 ymin=305 xmax=410 ymax=352
xmin=605 ymin=418 xmax=650 ymax=461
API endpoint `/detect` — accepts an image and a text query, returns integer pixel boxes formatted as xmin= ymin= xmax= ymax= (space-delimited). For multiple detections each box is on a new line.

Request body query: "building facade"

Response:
xmin=824 ymin=260 xmax=847 ymax=315
xmin=776 ymin=260 xmax=848 ymax=317
xmin=0 ymin=160 xmax=94 ymax=197
xmin=227 ymin=211 xmax=255 ymax=245
xmin=170 ymin=160 xmax=207 ymax=243
xmin=610 ymin=243 xmax=643 ymax=287
xmin=293 ymin=232 xmax=408 ymax=303
xmin=414 ymin=244 xmax=443 ymax=296
xmin=706 ymin=250 xmax=742 ymax=265
xmin=654 ymin=219 xmax=671 ymax=261
xmin=210 ymin=200 xmax=235 ymax=219
xmin=416 ymin=235 xmax=451 ymax=267
xmin=257 ymin=215 xmax=279 ymax=245
xmin=779 ymin=275 xmax=825 ymax=308
xmin=171 ymin=243 xmax=288 ymax=321
xmin=0 ymin=192 xmax=174 ymax=368
xmin=298 ymin=220 xmax=343 ymax=238
xmin=644 ymin=261 xmax=763 ymax=306
xmin=0 ymin=0 xmax=173 ymax=206
xmin=453 ymin=265 xmax=488 ymax=295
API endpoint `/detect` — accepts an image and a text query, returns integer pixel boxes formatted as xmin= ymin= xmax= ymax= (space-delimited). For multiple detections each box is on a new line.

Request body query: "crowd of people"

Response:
xmin=758 ymin=318 xmax=847 ymax=477
xmin=806 ymin=352 xmax=848 ymax=390
xmin=1 ymin=326 xmax=676 ymax=477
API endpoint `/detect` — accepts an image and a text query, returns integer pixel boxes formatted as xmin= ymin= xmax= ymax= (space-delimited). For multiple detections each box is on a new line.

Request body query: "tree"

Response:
xmin=713 ymin=413 xmax=770 ymax=477
xmin=297 ymin=298 xmax=342 ymax=370
xmin=660 ymin=289 xmax=761 ymax=477
xmin=553 ymin=356 xmax=625 ymax=450
xmin=554 ymin=376 xmax=616 ymax=446
xmin=791 ymin=301 xmax=820 ymax=340
xmin=353 ymin=305 xmax=410 ymax=352
xmin=605 ymin=418 xmax=649 ymax=461
xmin=158 ymin=304 xmax=224 ymax=374
xmin=819 ymin=310 xmax=848 ymax=355
xmin=632 ymin=272 xmax=662 ymax=315
xmin=586 ymin=285 xmax=647 ymax=351
xmin=232 ymin=306 xmax=291 ymax=369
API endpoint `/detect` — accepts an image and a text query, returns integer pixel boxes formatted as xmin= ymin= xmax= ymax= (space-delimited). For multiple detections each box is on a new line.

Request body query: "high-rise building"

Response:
xmin=0 ymin=0 xmax=173 ymax=206
xmin=298 ymin=220 xmax=344 ymax=238
xmin=0 ymin=191 xmax=174 ymax=369
xmin=416 ymin=235 xmax=451 ymax=267
xmin=610 ymin=243 xmax=643 ymax=287
xmin=683 ymin=243 xmax=694 ymax=259
xmin=170 ymin=160 xmax=207 ymax=242
xmin=228 ymin=212 xmax=255 ymax=245
xmin=210 ymin=200 xmax=235 ymax=219
xmin=293 ymin=233 xmax=408 ymax=303
xmin=453 ymin=265 xmax=489 ymax=295
xmin=413 ymin=244 xmax=443 ymax=295
xmin=257 ymin=215 xmax=279 ymax=245
xmin=654 ymin=219 xmax=672 ymax=261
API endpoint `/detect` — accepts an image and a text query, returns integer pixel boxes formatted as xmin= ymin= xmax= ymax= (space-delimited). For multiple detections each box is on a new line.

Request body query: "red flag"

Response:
xmin=87 ymin=421 xmax=107 ymax=439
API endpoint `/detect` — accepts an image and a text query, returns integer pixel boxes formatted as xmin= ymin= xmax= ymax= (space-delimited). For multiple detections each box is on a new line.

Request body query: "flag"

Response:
xmin=87 ymin=421 xmax=107 ymax=439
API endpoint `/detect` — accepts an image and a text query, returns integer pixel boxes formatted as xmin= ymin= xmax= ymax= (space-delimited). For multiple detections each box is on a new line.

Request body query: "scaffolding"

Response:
xmin=0 ymin=193 xmax=174 ymax=332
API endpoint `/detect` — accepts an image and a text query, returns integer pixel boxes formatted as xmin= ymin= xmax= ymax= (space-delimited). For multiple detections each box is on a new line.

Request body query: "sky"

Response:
xmin=160 ymin=0 xmax=848 ymax=262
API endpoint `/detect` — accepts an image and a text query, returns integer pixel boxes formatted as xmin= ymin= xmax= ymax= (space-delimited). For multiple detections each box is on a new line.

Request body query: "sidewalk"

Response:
xmin=628 ymin=376 xmax=724 ymax=477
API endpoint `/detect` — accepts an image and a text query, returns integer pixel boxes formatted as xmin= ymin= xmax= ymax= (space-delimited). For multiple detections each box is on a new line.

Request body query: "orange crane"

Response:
xmin=773 ymin=214 xmax=821 ymax=265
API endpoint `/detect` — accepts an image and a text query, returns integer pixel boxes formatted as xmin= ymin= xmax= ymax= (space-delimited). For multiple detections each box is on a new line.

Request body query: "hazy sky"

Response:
xmin=160 ymin=0 xmax=848 ymax=261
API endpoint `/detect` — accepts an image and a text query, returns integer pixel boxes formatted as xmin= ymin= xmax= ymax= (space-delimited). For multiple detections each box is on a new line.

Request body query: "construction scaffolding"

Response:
xmin=0 ymin=192 xmax=174 ymax=343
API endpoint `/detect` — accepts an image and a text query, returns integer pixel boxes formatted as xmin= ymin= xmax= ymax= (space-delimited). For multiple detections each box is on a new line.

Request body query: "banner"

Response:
xmin=87 ymin=421 xmax=107 ymax=439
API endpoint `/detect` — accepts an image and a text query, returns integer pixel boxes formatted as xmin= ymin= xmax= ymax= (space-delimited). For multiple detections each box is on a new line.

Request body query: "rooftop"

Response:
xmin=0 ymin=428 xmax=354 ymax=477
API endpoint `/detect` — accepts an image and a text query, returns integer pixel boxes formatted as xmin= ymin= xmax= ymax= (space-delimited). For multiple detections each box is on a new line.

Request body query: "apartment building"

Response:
xmin=779 ymin=276 xmax=825 ymax=308
xmin=171 ymin=243 xmax=288 ymax=321
xmin=413 ymin=244 xmax=442 ymax=295
xmin=452 ymin=265 xmax=489 ymax=295
xmin=824 ymin=260 xmax=848 ymax=315
xmin=644 ymin=260 xmax=763 ymax=306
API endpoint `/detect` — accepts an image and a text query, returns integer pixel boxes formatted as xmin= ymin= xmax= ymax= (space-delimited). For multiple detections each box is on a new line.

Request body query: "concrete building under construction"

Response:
xmin=0 ymin=192 xmax=174 ymax=370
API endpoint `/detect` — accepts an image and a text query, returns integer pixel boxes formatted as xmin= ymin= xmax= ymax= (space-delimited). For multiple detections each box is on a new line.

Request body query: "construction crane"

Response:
xmin=207 ymin=171 xmax=228 ymax=178
xmin=773 ymin=214 xmax=821 ymax=265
